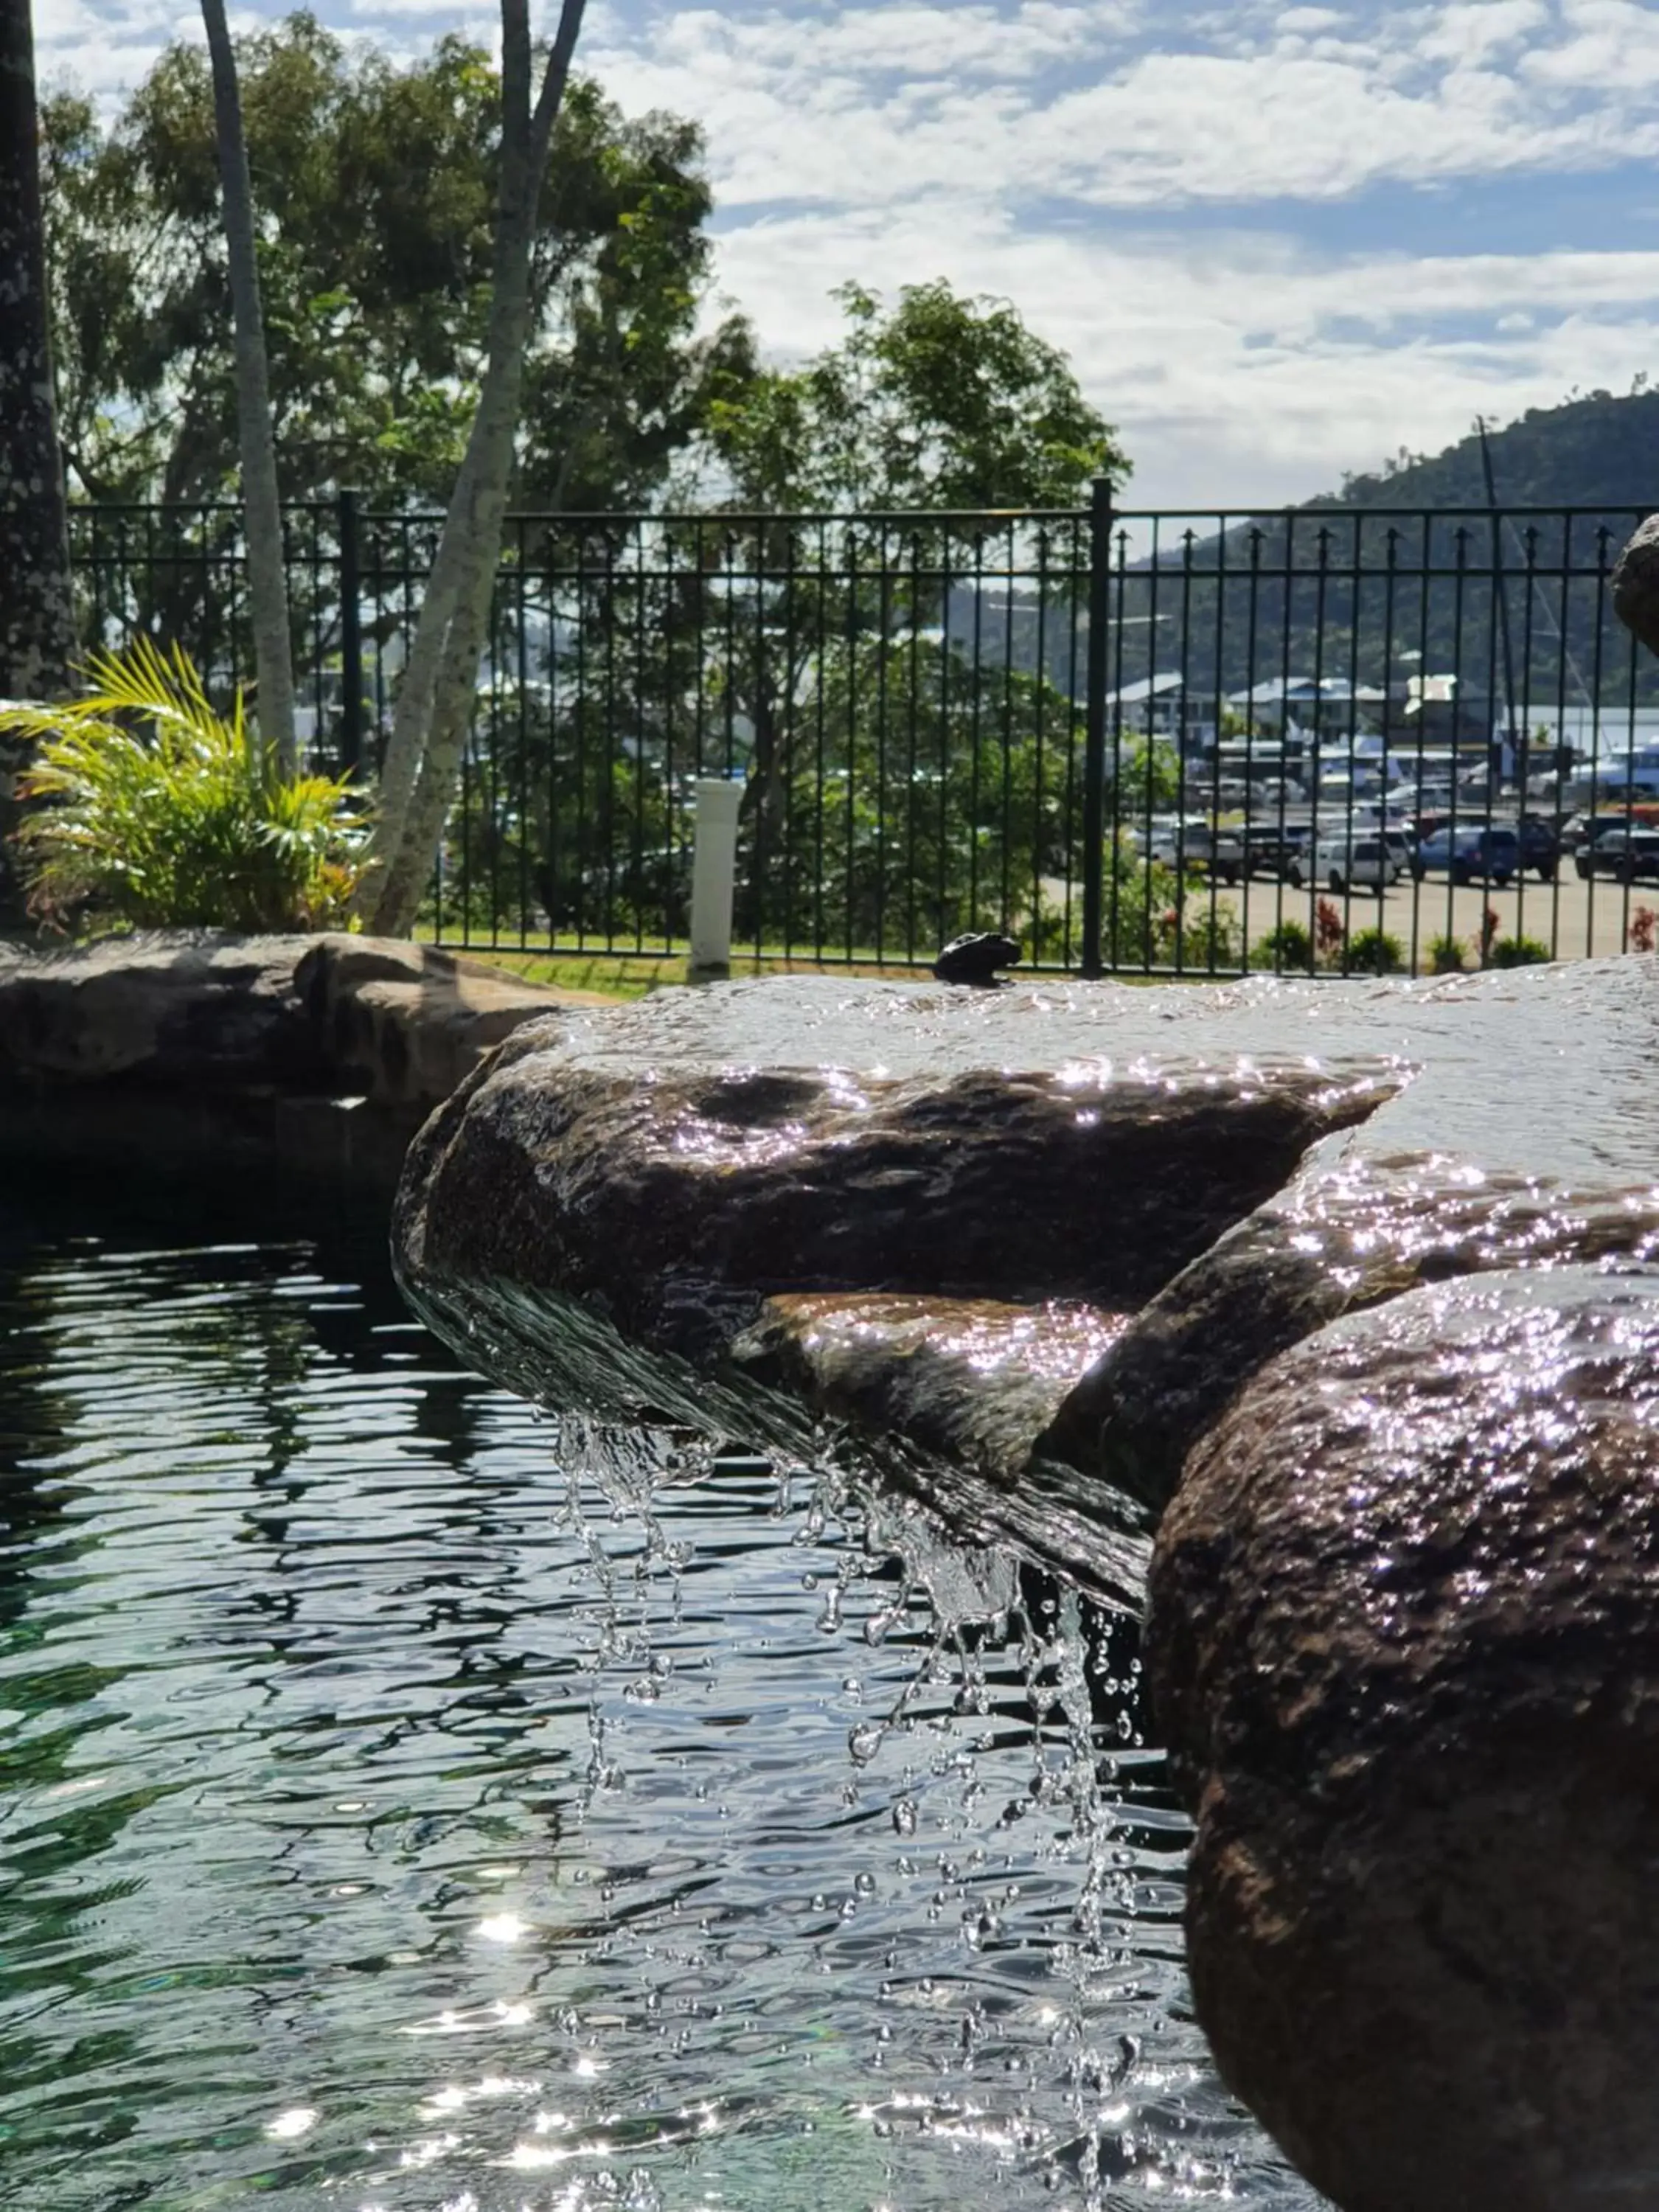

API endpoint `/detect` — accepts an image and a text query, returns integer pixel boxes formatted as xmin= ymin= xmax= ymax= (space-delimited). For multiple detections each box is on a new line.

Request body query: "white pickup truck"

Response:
xmin=1285 ymin=833 xmax=1403 ymax=896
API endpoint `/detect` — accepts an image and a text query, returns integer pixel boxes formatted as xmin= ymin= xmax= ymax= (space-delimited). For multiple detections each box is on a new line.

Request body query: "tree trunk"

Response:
xmin=0 ymin=0 xmax=75 ymax=927
xmin=201 ymin=0 xmax=297 ymax=779
xmin=364 ymin=0 xmax=586 ymax=937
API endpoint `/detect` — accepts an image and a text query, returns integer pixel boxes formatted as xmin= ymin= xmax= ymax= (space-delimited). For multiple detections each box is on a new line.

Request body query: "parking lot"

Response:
xmin=1217 ymin=865 xmax=1655 ymax=969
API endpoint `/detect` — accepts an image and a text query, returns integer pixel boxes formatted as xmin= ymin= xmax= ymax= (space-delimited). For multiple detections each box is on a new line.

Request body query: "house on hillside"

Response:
xmin=1104 ymin=670 xmax=1225 ymax=754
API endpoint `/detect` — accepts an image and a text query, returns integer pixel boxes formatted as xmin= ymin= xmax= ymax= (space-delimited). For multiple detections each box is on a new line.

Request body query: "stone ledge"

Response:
xmin=0 ymin=929 xmax=603 ymax=1186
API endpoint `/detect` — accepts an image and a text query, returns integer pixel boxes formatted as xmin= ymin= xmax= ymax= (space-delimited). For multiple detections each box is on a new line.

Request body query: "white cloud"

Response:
xmin=710 ymin=202 xmax=1659 ymax=504
xmin=1418 ymin=0 xmax=1548 ymax=66
xmin=29 ymin=0 xmax=1659 ymax=506
xmin=1520 ymin=0 xmax=1659 ymax=90
xmin=576 ymin=0 xmax=1659 ymax=215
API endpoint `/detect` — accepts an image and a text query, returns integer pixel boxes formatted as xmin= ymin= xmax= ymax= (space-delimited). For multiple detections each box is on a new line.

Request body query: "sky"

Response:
xmin=31 ymin=0 xmax=1659 ymax=507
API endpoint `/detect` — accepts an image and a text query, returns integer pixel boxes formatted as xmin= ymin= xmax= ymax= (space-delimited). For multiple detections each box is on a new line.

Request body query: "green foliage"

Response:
xmin=1345 ymin=925 xmax=1405 ymax=975
xmin=1112 ymin=740 xmax=1182 ymax=816
xmin=705 ymin=280 xmax=1127 ymax=511
xmin=0 ymin=639 xmax=366 ymax=931
xmin=41 ymin=14 xmax=750 ymax=510
xmin=1427 ymin=931 xmax=1468 ymax=973
xmin=761 ymin=639 xmax=1072 ymax=950
xmin=1489 ymin=934 xmax=1551 ymax=967
xmin=1251 ymin=918 xmax=1315 ymax=973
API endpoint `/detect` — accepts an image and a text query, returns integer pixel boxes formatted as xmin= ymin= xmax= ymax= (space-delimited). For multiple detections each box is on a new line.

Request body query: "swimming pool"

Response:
xmin=0 ymin=1178 xmax=1316 ymax=2211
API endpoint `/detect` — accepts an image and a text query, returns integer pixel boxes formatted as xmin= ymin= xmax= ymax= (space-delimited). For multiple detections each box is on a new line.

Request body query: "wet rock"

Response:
xmin=1042 ymin=959 xmax=1659 ymax=1508
xmin=0 ymin=930 xmax=325 ymax=1088
xmin=1613 ymin=512 xmax=1659 ymax=659
xmin=1147 ymin=1267 xmax=1659 ymax=2212
xmin=393 ymin=978 xmax=1385 ymax=1522
xmin=933 ymin=931 xmax=1021 ymax=985
xmin=395 ymin=959 xmax=1659 ymax=1538
xmin=734 ymin=1293 xmax=1155 ymax=1601
xmin=0 ymin=930 xmax=597 ymax=1186
xmin=744 ymin=1293 xmax=1130 ymax=1479
xmin=0 ymin=930 xmax=585 ymax=1105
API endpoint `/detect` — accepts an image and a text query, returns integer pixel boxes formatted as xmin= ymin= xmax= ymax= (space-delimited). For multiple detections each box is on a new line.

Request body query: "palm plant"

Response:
xmin=0 ymin=639 xmax=367 ymax=933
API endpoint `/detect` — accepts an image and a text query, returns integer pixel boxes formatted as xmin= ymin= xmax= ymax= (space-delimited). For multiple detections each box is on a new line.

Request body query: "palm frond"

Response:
xmin=4 ymin=640 xmax=369 ymax=935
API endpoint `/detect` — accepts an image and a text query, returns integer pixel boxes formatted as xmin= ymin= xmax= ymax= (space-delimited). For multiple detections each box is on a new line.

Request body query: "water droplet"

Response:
xmin=849 ymin=1722 xmax=884 ymax=1766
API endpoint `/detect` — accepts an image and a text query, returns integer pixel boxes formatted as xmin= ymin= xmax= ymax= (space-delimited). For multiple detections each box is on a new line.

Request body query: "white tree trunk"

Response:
xmin=201 ymin=0 xmax=297 ymax=779
xmin=364 ymin=0 xmax=586 ymax=937
xmin=0 ymin=0 xmax=75 ymax=927
xmin=0 ymin=0 xmax=74 ymax=705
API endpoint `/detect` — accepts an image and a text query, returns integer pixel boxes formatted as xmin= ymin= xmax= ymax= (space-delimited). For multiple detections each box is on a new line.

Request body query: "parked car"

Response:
xmin=1411 ymin=825 xmax=1522 ymax=887
xmin=1517 ymin=815 xmax=1560 ymax=880
xmin=1241 ymin=821 xmax=1309 ymax=879
xmin=1562 ymin=809 xmax=1659 ymax=855
xmin=1148 ymin=818 xmax=1244 ymax=883
xmin=1574 ymin=824 xmax=1659 ymax=883
xmin=1287 ymin=834 xmax=1402 ymax=895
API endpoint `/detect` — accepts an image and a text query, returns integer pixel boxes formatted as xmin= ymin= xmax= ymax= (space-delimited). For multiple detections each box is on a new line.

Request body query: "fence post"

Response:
xmin=1079 ymin=476 xmax=1114 ymax=978
xmin=337 ymin=486 xmax=364 ymax=776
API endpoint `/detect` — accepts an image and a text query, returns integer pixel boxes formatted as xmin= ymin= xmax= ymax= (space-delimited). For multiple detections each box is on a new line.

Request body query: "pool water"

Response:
xmin=0 ymin=1180 xmax=1318 ymax=2212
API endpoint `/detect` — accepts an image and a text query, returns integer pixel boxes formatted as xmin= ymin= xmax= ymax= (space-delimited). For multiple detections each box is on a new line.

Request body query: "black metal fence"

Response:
xmin=66 ymin=490 xmax=1659 ymax=978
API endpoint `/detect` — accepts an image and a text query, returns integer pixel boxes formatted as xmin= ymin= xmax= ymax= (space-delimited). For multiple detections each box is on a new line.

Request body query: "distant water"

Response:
xmin=0 ymin=1177 xmax=1318 ymax=2212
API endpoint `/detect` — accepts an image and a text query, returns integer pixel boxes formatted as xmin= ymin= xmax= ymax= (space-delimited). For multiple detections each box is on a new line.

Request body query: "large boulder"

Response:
xmin=1147 ymin=1268 xmax=1659 ymax=2212
xmin=392 ymin=973 xmax=1392 ymax=1594
xmin=1041 ymin=956 xmax=1659 ymax=1508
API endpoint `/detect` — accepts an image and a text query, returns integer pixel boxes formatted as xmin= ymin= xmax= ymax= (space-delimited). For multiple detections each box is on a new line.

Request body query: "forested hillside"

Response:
xmin=1325 ymin=387 xmax=1659 ymax=515
xmin=1120 ymin=389 xmax=1659 ymax=708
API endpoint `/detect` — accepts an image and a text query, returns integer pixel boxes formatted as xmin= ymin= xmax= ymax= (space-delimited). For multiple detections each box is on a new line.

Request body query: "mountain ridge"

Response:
xmin=1316 ymin=386 xmax=1659 ymax=514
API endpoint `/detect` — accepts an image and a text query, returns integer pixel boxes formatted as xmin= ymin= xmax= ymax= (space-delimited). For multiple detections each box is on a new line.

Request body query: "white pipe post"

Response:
xmin=687 ymin=776 xmax=743 ymax=981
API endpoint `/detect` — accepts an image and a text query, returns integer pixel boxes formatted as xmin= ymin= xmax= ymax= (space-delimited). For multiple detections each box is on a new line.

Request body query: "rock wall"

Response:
xmin=0 ymin=931 xmax=594 ymax=1187
xmin=389 ymin=955 xmax=1659 ymax=2208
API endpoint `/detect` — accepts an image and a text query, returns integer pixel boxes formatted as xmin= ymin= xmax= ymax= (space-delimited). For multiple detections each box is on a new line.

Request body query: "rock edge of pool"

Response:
xmin=7 ymin=934 xmax=1659 ymax=2211
xmin=392 ymin=958 xmax=1659 ymax=2212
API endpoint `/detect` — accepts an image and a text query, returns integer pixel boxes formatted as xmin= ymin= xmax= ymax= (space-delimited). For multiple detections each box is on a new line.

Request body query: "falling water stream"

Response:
xmin=0 ymin=1178 xmax=1318 ymax=2212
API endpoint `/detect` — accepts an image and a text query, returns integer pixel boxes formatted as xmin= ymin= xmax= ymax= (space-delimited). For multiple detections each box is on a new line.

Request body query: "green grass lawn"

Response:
xmin=422 ymin=936 xmax=935 ymax=1000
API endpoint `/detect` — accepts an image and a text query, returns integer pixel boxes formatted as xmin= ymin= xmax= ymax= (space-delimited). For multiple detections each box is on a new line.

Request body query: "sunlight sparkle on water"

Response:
xmin=476 ymin=1912 xmax=529 ymax=1944
xmin=265 ymin=2107 xmax=318 ymax=2140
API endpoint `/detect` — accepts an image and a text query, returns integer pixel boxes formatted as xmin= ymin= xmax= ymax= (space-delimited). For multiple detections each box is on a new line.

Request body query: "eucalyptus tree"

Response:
xmin=359 ymin=0 xmax=590 ymax=934
xmin=442 ymin=284 xmax=1132 ymax=953
xmin=0 ymin=0 xmax=74 ymax=705
xmin=41 ymin=19 xmax=746 ymax=513
xmin=199 ymin=0 xmax=297 ymax=776
xmin=0 ymin=0 xmax=74 ymax=925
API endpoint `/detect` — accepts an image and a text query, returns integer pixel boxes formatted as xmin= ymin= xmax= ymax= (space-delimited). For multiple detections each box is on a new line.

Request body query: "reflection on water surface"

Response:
xmin=0 ymin=1182 xmax=1318 ymax=2211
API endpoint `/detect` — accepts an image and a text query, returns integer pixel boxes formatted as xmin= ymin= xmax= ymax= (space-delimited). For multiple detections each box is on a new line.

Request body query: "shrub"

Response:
xmin=1251 ymin=918 xmax=1315 ymax=973
xmin=1426 ymin=932 xmax=1467 ymax=974
xmin=1167 ymin=900 xmax=1244 ymax=972
xmin=1489 ymin=934 xmax=1551 ymax=968
xmin=1630 ymin=905 xmax=1657 ymax=954
xmin=1346 ymin=925 xmax=1405 ymax=975
xmin=0 ymin=641 xmax=367 ymax=934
